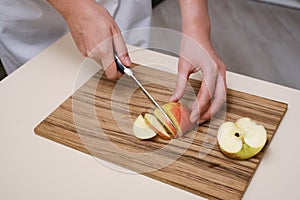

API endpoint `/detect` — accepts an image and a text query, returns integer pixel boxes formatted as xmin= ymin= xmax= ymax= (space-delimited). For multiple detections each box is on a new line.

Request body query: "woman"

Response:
xmin=0 ymin=0 xmax=226 ymax=123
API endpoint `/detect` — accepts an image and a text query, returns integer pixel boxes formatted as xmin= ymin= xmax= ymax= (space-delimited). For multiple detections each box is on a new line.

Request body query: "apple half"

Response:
xmin=217 ymin=117 xmax=267 ymax=160
xmin=153 ymin=102 xmax=196 ymax=137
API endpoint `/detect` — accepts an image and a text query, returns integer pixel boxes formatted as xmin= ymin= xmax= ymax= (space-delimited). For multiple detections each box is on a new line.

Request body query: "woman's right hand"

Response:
xmin=48 ymin=0 xmax=131 ymax=79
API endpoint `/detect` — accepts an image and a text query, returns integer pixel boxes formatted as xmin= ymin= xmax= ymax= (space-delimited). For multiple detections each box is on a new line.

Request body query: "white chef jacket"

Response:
xmin=0 ymin=0 xmax=152 ymax=74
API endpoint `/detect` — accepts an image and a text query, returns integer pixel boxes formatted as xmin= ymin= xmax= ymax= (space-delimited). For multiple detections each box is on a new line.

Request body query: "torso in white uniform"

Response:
xmin=0 ymin=0 xmax=152 ymax=74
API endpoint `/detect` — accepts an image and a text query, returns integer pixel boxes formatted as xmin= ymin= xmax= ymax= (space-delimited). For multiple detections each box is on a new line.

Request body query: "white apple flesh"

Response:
xmin=144 ymin=113 xmax=171 ymax=140
xmin=133 ymin=114 xmax=157 ymax=140
xmin=217 ymin=117 xmax=267 ymax=160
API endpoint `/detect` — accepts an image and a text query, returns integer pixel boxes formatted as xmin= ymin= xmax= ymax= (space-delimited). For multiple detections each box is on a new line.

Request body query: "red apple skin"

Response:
xmin=159 ymin=117 xmax=178 ymax=138
xmin=154 ymin=102 xmax=197 ymax=137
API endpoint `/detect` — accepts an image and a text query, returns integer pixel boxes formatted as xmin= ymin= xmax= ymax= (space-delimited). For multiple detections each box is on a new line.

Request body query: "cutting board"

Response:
xmin=35 ymin=64 xmax=287 ymax=200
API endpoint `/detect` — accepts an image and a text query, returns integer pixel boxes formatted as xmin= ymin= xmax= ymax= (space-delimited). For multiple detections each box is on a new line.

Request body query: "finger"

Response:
xmin=198 ymin=74 xmax=227 ymax=123
xmin=112 ymin=27 xmax=131 ymax=67
xmin=170 ymin=58 xmax=193 ymax=102
xmin=190 ymin=65 xmax=218 ymax=123
xmin=101 ymin=36 xmax=122 ymax=79
xmin=86 ymin=32 xmax=121 ymax=79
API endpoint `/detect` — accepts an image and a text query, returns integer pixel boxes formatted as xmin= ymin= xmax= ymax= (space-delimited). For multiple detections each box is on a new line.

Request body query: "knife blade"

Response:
xmin=114 ymin=54 xmax=182 ymax=136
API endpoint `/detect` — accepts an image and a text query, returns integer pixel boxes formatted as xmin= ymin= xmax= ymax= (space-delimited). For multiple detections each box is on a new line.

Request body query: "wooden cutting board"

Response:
xmin=35 ymin=64 xmax=287 ymax=200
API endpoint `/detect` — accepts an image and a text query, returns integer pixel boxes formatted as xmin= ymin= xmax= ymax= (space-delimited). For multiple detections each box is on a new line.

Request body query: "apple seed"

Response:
xmin=234 ymin=132 xmax=240 ymax=137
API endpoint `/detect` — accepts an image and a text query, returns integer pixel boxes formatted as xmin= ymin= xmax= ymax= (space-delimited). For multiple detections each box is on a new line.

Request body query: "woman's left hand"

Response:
xmin=170 ymin=25 xmax=227 ymax=124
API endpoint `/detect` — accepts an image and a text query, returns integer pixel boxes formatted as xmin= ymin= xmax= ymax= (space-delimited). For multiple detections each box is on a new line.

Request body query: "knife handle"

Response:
xmin=114 ymin=54 xmax=126 ymax=74
xmin=114 ymin=54 xmax=133 ymax=76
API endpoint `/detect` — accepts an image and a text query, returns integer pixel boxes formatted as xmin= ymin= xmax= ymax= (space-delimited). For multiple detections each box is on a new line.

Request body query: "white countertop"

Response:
xmin=0 ymin=34 xmax=299 ymax=199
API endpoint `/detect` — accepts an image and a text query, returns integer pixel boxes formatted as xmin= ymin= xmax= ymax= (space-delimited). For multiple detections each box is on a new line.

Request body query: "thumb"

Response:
xmin=170 ymin=59 xmax=191 ymax=102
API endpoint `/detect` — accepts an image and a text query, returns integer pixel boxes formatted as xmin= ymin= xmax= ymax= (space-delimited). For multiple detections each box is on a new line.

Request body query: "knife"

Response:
xmin=114 ymin=54 xmax=182 ymax=136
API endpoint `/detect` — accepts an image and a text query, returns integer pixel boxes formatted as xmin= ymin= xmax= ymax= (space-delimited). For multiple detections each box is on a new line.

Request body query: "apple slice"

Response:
xmin=154 ymin=102 xmax=196 ymax=137
xmin=133 ymin=114 xmax=157 ymax=140
xmin=144 ymin=113 xmax=171 ymax=140
xmin=217 ymin=117 xmax=267 ymax=160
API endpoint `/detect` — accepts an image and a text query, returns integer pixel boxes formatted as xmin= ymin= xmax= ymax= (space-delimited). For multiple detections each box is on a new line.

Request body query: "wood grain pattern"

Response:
xmin=35 ymin=64 xmax=287 ymax=200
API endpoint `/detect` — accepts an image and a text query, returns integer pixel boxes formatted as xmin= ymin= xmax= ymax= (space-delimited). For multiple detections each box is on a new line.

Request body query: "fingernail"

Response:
xmin=169 ymin=95 xmax=177 ymax=102
xmin=198 ymin=119 xmax=206 ymax=124
xmin=190 ymin=111 xmax=199 ymax=124
xmin=125 ymin=56 xmax=131 ymax=66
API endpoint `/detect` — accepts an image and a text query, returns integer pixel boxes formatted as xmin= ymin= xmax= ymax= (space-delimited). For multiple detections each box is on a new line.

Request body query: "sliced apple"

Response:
xmin=217 ymin=117 xmax=267 ymax=160
xmin=154 ymin=102 xmax=196 ymax=137
xmin=144 ymin=113 xmax=171 ymax=140
xmin=133 ymin=114 xmax=157 ymax=140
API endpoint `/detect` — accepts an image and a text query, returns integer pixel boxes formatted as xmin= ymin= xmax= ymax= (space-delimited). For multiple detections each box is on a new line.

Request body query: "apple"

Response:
xmin=217 ymin=117 xmax=267 ymax=160
xmin=143 ymin=113 xmax=171 ymax=140
xmin=153 ymin=102 xmax=196 ymax=137
xmin=133 ymin=114 xmax=157 ymax=140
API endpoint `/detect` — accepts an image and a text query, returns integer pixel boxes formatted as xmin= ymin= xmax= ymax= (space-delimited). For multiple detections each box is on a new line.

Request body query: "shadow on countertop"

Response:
xmin=0 ymin=60 xmax=7 ymax=81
